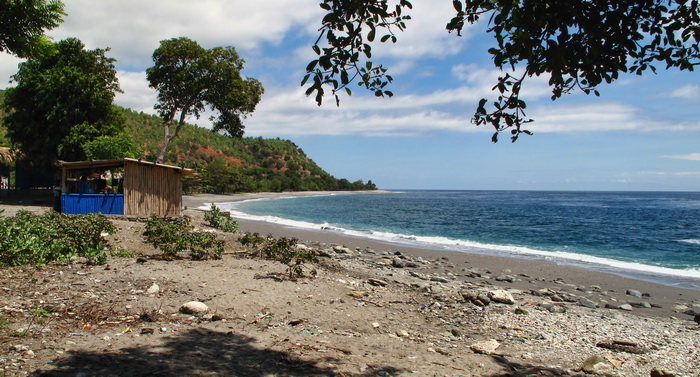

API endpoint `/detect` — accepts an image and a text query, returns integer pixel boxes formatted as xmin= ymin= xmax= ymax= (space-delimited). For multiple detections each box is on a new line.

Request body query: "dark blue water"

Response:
xmin=219 ymin=190 xmax=700 ymax=288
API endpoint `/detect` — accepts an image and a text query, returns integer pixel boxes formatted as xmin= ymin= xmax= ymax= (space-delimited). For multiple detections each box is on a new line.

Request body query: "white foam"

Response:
xmin=679 ymin=239 xmax=700 ymax=246
xmin=215 ymin=200 xmax=700 ymax=284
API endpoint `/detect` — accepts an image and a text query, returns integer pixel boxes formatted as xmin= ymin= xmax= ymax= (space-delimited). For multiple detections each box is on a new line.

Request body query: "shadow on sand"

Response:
xmin=32 ymin=328 xmax=405 ymax=377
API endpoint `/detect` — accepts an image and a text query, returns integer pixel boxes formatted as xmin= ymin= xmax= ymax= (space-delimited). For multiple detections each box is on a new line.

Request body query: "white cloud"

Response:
xmin=669 ymin=84 xmax=700 ymax=102
xmin=114 ymin=71 xmax=157 ymax=114
xmin=662 ymin=153 xmax=700 ymax=161
xmin=528 ymin=103 xmax=700 ymax=134
xmin=47 ymin=0 xmax=324 ymax=70
xmin=372 ymin=1 xmax=470 ymax=60
xmin=0 ymin=54 xmax=23 ymax=89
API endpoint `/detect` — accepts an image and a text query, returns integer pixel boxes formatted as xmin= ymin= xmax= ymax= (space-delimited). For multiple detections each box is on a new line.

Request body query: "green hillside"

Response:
xmin=0 ymin=92 xmax=376 ymax=193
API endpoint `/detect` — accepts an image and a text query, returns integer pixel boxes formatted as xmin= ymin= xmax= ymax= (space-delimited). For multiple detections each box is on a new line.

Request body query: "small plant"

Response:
xmin=204 ymin=204 xmax=238 ymax=233
xmin=30 ymin=306 xmax=53 ymax=318
xmin=143 ymin=215 xmax=223 ymax=260
xmin=241 ymin=233 xmax=316 ymax=279
xmin=0 ymin=314 xmax=11 ymax=327
xmin=110 ymin=248 xmax=138 ymax=258
xmin=239 ymin=232 xmax=266 ymax=250
xmin=10 ymin=330 xmax=27 ymax=338
xmin=0 ymin=210 xmax=114 ymax=267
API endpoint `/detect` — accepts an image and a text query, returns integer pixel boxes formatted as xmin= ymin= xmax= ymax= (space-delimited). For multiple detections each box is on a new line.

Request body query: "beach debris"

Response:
xmin=488 ymin=289 xmax=515 ymax=305
xmin=367 ymin=278 xmax=388 ymax=287
xmin=470 ymin=339 xmax=500 ymax=355
xmin=179 ymin=301 xmax=209 ymax=315
xmin=581 ymin=355 xmax=616 ymax=376
xmin=596 ymin=339 xmax=648 ymax=354
xmin=626 ymin=289 xmax=643 ymax=298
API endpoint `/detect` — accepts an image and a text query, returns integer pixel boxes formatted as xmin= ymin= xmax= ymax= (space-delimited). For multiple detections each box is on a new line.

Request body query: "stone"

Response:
xmin=430 ymin=276 xmax=450 ymax=283
xmin=488 ymin=289 xmax=515 ymax=305
xmin=626 ymin=289 xmax=643 ymax=298
xmin=146 ymin=283 xmax=160 ymax=295
xmin=618 ymin=304 xmax=634 ymax=311
xmin=179 ymin=301 xmax=209 ymax=315
xmin=495 ymin=274 xmax=515 ymax=283
xmin=695 ymin=313 xmax=700 ymax=325
xmin=391 ymin=258 xmax=405 ymax=268
xmin=470 ymin=339 xmax=500 ymax=355
xmin=596 ymin=339 xmax=648 ymax=354
xmin=582 ymin=356 xmax=615 ymax=376
xmin=333 ymin=246 xmax=352 ymax=254
xmin=578 ymin=297 xmax=598 ymax=309
xmin=368 ymin=278 xmax=388 ymax=287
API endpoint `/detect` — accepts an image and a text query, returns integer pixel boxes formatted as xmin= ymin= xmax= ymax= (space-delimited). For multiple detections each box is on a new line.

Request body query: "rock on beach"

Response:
xmin=179 ymin=301 xmax=209 ymax=315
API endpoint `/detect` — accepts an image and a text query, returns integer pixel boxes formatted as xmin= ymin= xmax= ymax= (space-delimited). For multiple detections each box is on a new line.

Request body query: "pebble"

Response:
xmin=626 ymin=289 xmax=643 ymax=298
xmin=146 ymin=283 xmax=160 ymax=295
xmin=618 ymin=304 xmax=633 ymax=311
xmin=179 ymin=301 xmax=209 ymax=315
xmin=578 ymin=297 xmax=598 ymax=309
xmin=582 ymin=355 xmax=615 ymax=376
xmin=488 ymin=289 xmax=515 ymax=305
xmin=470 ymin=339 xmax=500 ymax=355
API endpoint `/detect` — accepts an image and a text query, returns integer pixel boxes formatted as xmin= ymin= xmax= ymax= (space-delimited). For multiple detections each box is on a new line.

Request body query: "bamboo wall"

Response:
xmin=123 ymin=161 xmax=182 ymax=217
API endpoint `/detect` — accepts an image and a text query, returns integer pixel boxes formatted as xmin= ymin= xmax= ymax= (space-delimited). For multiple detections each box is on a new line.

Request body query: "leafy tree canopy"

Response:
xmin=2 ymin=37 xmax=122 ymax=170
xmin=304 ymin=0 xmax=699 ymax=142
xmin=83 ymin=133 xmax=142 ymax=160
xmin=0 ymin=0 xmax=65 ymax=57
xmin=146 ymin=37 xmax=264 ymax=163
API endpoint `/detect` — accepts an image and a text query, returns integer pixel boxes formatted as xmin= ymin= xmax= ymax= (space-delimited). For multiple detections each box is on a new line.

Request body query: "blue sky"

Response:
xmin=1 ymin=0 xmax=699 ymax=191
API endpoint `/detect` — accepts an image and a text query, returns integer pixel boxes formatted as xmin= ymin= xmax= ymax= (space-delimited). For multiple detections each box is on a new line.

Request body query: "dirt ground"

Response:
xmin=1 ymin=193 xmax=699 ymax=377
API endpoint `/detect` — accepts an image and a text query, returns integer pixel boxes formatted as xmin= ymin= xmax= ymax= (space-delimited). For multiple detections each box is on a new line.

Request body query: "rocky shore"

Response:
xmin=0 ymin=194 xmax=699 ymax=376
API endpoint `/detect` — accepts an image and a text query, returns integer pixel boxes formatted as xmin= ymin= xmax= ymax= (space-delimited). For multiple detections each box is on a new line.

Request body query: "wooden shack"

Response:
xmin=58 ymin=158 xmax=194 ymax=217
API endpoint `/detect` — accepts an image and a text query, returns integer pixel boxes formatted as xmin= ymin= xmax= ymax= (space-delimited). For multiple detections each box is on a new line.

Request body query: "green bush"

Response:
xmin=204 ymin=204 xmax=238 ymax=233
xmin=143 ymin=215 xmax=223 ymax=260
xmin=240 ymin=232 xmax=316 ymax=278
xmin=0 ymin=210 xmax=114 ymax=266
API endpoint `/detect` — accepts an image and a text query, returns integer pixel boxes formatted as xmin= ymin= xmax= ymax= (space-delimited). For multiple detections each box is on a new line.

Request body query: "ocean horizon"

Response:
xmin=217 ymin=190 xmax=700 ymax=290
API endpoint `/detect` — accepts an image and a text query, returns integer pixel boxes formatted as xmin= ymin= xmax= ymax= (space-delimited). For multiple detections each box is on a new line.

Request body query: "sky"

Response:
xmin=1 ymin=0 xmax=699 ymax=191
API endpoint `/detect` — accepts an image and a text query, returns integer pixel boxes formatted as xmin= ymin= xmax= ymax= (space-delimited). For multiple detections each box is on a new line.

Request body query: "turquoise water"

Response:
xmin=218 ymin=190 xmax=700 ymax=289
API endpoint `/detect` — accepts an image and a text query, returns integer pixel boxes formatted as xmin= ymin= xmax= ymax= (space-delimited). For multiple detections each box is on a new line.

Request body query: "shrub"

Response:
xmin=143 ymin=215 xmax=223 ymax=260
xmin=204 ymin=204 xmax=238 ymax=233
xmin=0 ymin=210 xmax=114 ymax=266
xmin=240 ymin=232 xmax=316 ymax=279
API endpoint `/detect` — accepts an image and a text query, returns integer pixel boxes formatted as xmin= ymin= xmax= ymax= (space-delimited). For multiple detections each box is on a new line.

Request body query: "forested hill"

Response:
xmin=116 ymin=107 xmax=377 ymax=193
xmin=0 ymin=93 xmax=376 ymax=193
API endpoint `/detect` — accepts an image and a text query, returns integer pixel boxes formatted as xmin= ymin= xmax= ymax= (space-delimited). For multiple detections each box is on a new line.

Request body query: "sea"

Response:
xmin=216 ymin=190 xmax=700 ymax=290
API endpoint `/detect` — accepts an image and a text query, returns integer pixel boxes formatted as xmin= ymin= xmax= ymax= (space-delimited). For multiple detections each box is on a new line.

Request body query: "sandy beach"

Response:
xmin=1 ymin=192 xmax=699 ymax=376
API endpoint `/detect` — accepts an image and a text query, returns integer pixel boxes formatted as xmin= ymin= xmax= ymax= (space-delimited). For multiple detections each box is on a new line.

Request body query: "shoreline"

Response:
xmin=184 ymin=192 xmax=700 ymax=320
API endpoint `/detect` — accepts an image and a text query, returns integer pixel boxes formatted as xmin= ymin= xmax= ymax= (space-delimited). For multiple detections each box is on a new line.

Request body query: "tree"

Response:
xmin=146 ymin=37 xmax=264 ymax=164
xmin=304 ymin=0 xmax=699 ymax=141
xmin=83 ymin=133 xmax=142 ymax=160
xmin=0 ymin=0 xmax=65 ymax=57
xmin=2 ymin=38 xmax=122 ymax=170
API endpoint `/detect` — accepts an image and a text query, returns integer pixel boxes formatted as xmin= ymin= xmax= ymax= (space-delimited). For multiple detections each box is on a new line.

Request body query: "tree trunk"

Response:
xmin=155 ymin=110 xmax=188 ymax=163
